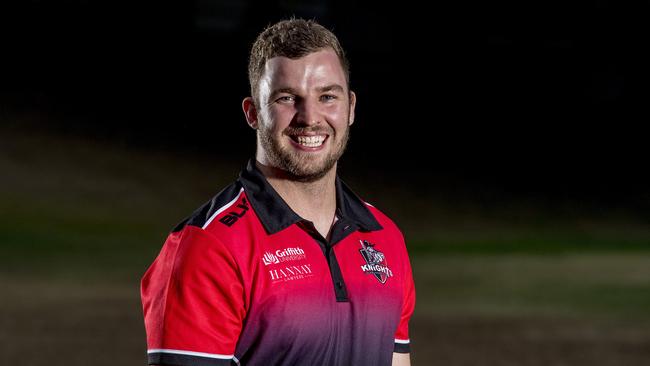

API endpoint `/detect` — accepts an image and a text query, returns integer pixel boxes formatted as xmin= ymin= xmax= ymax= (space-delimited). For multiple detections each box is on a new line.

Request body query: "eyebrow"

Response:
xmin=272 ymin=87 xmax=297 ymax=96
xmin=317 ymin=84 xmax=345 ymax=93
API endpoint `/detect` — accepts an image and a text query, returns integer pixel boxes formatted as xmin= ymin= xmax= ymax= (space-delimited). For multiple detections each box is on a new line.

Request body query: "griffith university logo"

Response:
xmin=359 ymin=240 xmax=393 ymax=284
xmin=262 ymin=247 xmax=306 ymax=266
xmin=262 ymin=252 xmax=279 ymax=265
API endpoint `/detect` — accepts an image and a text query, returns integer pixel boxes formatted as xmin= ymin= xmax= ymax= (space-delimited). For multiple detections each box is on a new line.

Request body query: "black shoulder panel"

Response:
xmin=171 ymin=181 xmax=243 ymax=233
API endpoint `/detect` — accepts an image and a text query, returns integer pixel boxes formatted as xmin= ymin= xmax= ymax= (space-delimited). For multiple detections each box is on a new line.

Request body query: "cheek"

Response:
xmin=260 ymin=109 xmax=288 ymax=133
xmin=270 ymin=105 xmax=296 ymax=124
xmin=325 ymin=105 xmax=350 ymax=126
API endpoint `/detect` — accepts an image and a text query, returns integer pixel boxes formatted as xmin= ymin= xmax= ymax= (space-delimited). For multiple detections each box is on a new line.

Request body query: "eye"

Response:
xmin=320 ymin=94 xmax=337 ymax=102
xmin=276 ymin=95 xmax=295 ymax=103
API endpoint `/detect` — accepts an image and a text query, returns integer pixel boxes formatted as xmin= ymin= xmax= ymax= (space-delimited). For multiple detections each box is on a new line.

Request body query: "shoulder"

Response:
xmin=172 ymin=181 xmax=245 ymax=233
xmin=168 ymin=180 xmax=258 ymax=256
xmin=357 ymin=200 xmax=410 ymax=258
xmin=337 ymin=177 xmax=404 ymax=240
xmin=364 ymin=202 xmax=404 ymax=238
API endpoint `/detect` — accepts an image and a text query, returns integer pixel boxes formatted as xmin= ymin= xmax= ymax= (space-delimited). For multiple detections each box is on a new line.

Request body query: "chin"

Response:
xmin=289 ymin=169 xmax=331 ymax=183
xmin=284 ymin=157 xmax=337 ymax=182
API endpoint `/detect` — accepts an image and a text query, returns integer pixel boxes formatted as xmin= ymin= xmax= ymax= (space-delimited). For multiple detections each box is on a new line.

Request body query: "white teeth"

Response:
xmin=295 ymin=135 xmax=325 ymax=147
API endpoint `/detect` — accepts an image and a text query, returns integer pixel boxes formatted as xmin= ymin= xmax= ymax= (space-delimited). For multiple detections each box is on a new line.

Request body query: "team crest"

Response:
xmin=359 ymin=240 xmax=393 ymax=284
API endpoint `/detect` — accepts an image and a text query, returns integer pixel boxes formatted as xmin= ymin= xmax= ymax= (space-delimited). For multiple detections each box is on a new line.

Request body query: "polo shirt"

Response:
xmin=141 ymin=160 xmax=415 ymax=366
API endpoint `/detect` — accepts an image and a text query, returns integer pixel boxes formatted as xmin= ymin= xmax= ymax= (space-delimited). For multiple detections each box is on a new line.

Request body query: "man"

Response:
xmin=141 ymin=18 xmax=415 ymax=366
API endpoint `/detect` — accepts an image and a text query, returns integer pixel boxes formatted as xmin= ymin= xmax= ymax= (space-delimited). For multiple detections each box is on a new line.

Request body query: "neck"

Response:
xmin=256 ymin=160 xmax=338 ymax=239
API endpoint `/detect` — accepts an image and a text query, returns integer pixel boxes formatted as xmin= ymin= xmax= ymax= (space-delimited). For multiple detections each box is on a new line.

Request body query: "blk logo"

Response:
xmin=219 ymin=198 xmax=249 ymax=227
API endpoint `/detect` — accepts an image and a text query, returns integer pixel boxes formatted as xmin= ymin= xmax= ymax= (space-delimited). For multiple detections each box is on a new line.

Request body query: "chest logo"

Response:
xmin=268 ymin=264 xmax=314 ymax=283
xmin=262 ymin=247 xmax=306 ymax=266
xmin=359 ymin=240 xmax=393 ymax=284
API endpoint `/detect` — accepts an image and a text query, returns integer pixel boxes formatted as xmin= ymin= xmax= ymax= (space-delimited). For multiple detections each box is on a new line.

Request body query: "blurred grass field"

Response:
xmin=2 ymin=128 xmax=650 ymax=365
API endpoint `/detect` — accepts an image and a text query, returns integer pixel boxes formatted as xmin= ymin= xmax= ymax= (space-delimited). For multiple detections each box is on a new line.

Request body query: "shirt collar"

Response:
xmin=238 ymin=159 xmax=383 ymax=235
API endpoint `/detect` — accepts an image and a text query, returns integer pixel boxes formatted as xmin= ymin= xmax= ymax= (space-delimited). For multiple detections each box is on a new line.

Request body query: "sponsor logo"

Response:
xmin=268 ymin=264 xmax=314 ymax=283
xmin=219 ymin=198 xmax=249 ymax=227
xmin=359 ymin=240 xmax=393 ymax=284
xmin=262 ymin=247 xmax=306 ymax=266
xmin=262 ymin=252 xmax=279 ymax=265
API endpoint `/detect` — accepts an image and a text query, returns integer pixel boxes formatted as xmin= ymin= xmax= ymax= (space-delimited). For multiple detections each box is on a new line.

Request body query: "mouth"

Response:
xmin=288 ymin=134 xmax=329 ymax=149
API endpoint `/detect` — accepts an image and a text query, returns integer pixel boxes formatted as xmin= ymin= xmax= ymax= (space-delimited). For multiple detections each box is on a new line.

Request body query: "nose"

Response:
xmin=294 ymin=98 xmax=321 ymax=126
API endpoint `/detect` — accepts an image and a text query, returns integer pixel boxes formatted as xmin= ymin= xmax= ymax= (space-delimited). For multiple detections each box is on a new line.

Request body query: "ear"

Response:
xmin=348 ymin=91 xmax=357 ymax=126
xmin=242 ymin=97 xmax=259 ymax=129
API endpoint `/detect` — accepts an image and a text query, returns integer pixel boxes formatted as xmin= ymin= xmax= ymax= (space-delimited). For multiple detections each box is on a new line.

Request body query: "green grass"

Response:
xmin=412 ymin=253 xmax=650 ymax=321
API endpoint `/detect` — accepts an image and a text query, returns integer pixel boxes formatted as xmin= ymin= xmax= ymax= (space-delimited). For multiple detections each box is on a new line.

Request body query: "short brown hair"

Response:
xmin=247 ymin=18 xmax=350 ymax=105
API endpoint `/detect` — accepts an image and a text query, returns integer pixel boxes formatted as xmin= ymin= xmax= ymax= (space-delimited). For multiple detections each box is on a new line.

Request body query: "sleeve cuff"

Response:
xmin=148 ymin=349 xmax=239 ymax=366
xmin=393 ymin=339 xmax=411 ymax=353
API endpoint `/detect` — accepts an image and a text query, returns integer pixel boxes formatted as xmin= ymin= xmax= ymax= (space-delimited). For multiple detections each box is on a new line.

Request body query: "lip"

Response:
xmin=287 ymin=134 xmax=329 ymax=152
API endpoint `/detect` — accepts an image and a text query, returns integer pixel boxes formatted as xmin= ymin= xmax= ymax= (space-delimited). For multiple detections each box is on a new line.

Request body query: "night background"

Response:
xmin=1 ymin=1 xmax=650 ymax=365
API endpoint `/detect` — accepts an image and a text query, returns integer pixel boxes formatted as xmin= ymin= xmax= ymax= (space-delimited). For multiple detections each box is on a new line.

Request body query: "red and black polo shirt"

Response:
xmin=141 ymin=160 xmax=415 ymax=366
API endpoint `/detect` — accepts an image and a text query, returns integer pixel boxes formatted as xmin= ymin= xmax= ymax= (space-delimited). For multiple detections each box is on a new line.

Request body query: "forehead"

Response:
xmin=261 ymin=48 xmax=347 ymax=91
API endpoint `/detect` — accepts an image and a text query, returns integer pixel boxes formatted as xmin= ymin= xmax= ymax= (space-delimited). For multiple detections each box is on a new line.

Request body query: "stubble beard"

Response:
xmin=258 ymin=120 xmax=351 ymax=183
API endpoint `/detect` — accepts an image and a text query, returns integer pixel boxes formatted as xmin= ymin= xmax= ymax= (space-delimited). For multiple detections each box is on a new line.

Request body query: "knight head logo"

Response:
xmin=359 ymin=240 xmax=393 ymax=284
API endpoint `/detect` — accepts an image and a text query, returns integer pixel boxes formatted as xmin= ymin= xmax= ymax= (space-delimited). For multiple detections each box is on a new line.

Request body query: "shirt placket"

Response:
xmin=298 ymin=218 xmax=359 ymax=302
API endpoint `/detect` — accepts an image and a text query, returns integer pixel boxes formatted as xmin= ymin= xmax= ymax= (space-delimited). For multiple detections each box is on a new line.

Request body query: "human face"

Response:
xmin=244 ymin=48 xmax=356 ymax=182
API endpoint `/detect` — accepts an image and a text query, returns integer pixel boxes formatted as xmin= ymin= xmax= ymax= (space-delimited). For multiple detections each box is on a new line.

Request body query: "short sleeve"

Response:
xmin=393 ymin=242 xmax=415 ymax=353
xmin=141 ymin=225 xmax=245 ymax=366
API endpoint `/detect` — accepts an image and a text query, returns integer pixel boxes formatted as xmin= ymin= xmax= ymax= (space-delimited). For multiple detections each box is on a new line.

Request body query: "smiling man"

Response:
xmin=141 ymin=18 xmax=415 ymax=366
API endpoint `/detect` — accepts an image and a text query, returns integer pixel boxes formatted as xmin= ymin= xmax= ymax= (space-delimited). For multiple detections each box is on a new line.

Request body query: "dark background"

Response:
xmin=2 ymin=2 xmax=650 ymax=365
xmin=2 ymin=0 xmax=649 ymax=215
